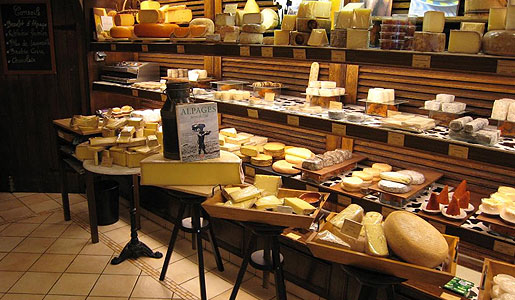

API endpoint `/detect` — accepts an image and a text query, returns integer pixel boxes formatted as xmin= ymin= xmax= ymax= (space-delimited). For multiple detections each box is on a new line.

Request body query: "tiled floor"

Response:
xmin=0 ymin=192 xmax=316 ymax=300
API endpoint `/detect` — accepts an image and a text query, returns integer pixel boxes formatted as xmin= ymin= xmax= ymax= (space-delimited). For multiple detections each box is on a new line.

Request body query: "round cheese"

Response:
xmin=272 ymin=160 xmax=301 ymax=175
xmin=190 ymin=25 xmax=208 ymax=37
xmin=363 ymin=167 xmax=381 ymax=180
xmin=378 ymin=180 xmax=411 ymax=194
xmin=398 ymin=170 xmax=425 ymax=185
xmin=110 ymin=26 xmax=134 ymax=38
xmin=341 ymin=177 xmax=363 ymax=191
xmin=352 ymin=171 xmax=373 ymax=182
xmin=134 ymin=23 xmax=178 ymax=38
xmin=372 ymin=163 xmax=392 ymax=172
xmin=263 ymin=142 xmax=285 ymax=157
xmin=189 ymin=18 xmax=215 ymax=35
xmin=481 ymin=198 xmax=503 ymax=214
xmin=261 ymin=8 xmax=279 ymax=30
xmin=114 ymin=14 xmax=135 ymax=26
xmin=285 ymin=147 xmax=313 ymax=159
xmin=251 ymin=154 xmax=273 ymax=167
xmin=384 ymin=211 xmax=449 ymax=268
xmin=285 ymin=154 xmax=305 ymax=166
xmin=173 ymin=26 xmax=190 ymax=38
xmin=482 ymin=30 xmax=515 ymax=56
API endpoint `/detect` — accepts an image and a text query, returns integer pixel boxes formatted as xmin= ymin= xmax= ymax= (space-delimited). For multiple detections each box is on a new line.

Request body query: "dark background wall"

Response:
xmin=0 ymin=0 xmax=87 ymax=192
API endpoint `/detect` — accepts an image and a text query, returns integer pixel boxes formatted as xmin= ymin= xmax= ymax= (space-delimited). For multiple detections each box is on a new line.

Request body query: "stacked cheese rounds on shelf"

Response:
xmin=373 ymin=164 xmax=426 ymax=194
xmin=481 ymin=185 xmax=515 ymax=224
xmin=213 ymin=90 xmax=251 ymax=101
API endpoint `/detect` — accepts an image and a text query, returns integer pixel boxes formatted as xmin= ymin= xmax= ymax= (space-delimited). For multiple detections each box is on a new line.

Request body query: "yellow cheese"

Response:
xmin=250 ymin=154 xmax=273 ymax=166
xmin=488 ymin=8 xmax=507 ymax=31
xmin=229 ymin=185 xmax=261 ymax=203
xmin=342 ymin=2 xmax=364 ymax=10
xmin=274 ymin=30 xmax=290 ymax=45
xmin=285 ymin=147 xmax=313 ymax=159
xmin=499 ymin=186 xmax=515 ymax=195
xmin=140 ymin=0 xmax=160 ymax=10
xmin=140 ymin=151 xmax=243 ymax=186
xmin=307 ymin=28 xmax=329 ymax=46
xmin=261 ymin=8 xmax=279 ymax=30
xmin=156 ymin=130 xmax=163 ymax=146
xmin=334 ymin=10 xmax=353 ymax=29
xmin=126 ymin=151 xmax=148 ymax=168
xmin=75 ymin=142 xmax=95 ymax=161
xmin=352 ymin=8 xmax=371 ymax=29
xmin=285 ymin=154 xmax=305 ymax=165
xmin=282 ymin=14 xmax=297 ymax=30
xmin=138 ymin=9 xmax=162 ymax=24
xmin=346 ymin=28 xmax=369 ymax=49
xmin=220 ymin=128 xmax=237 ymax=137
xmin=110 ymin=147 xmax=127 ymax=167
xmin=243 ymin=0 xmax=260 ymax=13
xmin=225 ymin=134 xmax=250 ymax=145
xmin=120 ymin=126 xmax=135 ymax=137
xmin=255 ymin=195 xmax=283 ymax=210
xmin=114 ymin=14 xmax=135 ymax=26
xmin=329 ymin=204 xmax=364 ymax=229
xmin=448 ymin=30 xmax=481 ymax=54
xmin=423 ymin=11 xmax=445 ymax=33
xmin=89 ymin=137 xmax=117 ymax=147
xmin=460 ymin=22 xmax=485 ymax=36
xmin=147 ymin=135 xmax=159 ymax=147
xmin=215 ymin=13 xmax=236 ymax=26
xmin=164 ymin=9 xmax=192 ymax=24
xmin=284 ymin=197 xmax=316 ymax=215
xmin=224 ymin=198 xmax=257 ymax=209
xmin=313 ymin=1 xmax=332 ymax=19
xmin=144 ymin=128 xmax=156 ymax=137
xmin=236 ymin=9 xmax=246 ymax=26
xmin=241 ymin=145 xmax=259 ymax=157
xmin=298 ymin=1 xmax=316 ymax=18
xmin=224 ymin=186 xmax=241 ymax=194
xmin=239 ymin=32 xmax=264 ymax=44
xmin=253 ymin=175 xmax=282 ymax=196
xmin=219 ymin=135 xmax=225 ymax=146
xmin=364 ymin=224 xmax=389 ymax=257
xmin=146 ymin=122 xmax=159 ymax=130
xmin=93 ymin=7 xmax=107 ymax=16
xmin=220 ymin=143 xmax=240 ymax=152
xmin=110 ymin=26 xmax=134 ymax=38
xmin=507 ymin=5 xmax=515 ymax=30
xmin=359 ymin=211 xmax=383 ymax=237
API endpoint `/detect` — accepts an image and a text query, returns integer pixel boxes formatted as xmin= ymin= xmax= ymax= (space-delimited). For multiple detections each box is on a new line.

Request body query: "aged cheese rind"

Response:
xmin=448 ymin=30 xmax=481 ymax=54
xmin=482 ymin=30 xmax=515 ymax=56
xmin=239 ymin=32 xmax=263 ymax=44
xmin=134 ymin=23 xmax=178 ymax=37
xmin=114 ymin=14 xmax=135 ymax=26
xmin=413 ymin=32 xmax=446 ymax=52
xmin=242 ymin=24 xmax=266 ymax=33
xmin=460 ymin=22 xmax=485 ymax=36
xmin=290 ymin=31 xmax=310 ymax=45
xmin=296 ymin=17 xmax=331 ymax=33
xmin=215 ymin=13 xmax=236 ymax=26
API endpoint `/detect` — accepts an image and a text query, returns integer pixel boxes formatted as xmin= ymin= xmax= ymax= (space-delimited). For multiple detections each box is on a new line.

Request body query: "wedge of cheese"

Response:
xmin=307 ymin=28 xmax=329 ymax=46
xmin=352 ymin=8 xmax=371 ymax=29
xmin=253 ymin=175 xmax=282 ymax=196
xmin=329 ymin=204 xmax=364 ymax=229
xmin=163 ymin=8 xmax=192 ymax=24
xmin=284 ymin=197 xmax=316 ymax=215
xmin=229 ymin=185 xmax=261 ymax=203
xmin=255 ymin=195 xmax=283 ymax=210
xmin=365 ymin=224 xmax=389 ymax=257
xmin=285 ymin=147 xmax=313 ymax=159
xmin=261 ymin=8 xmax=279 ymax=30
xmin=448 ymin=30 xmax=481 ymax=54
xmin=224 ymin=198 xmax=257 ymax=209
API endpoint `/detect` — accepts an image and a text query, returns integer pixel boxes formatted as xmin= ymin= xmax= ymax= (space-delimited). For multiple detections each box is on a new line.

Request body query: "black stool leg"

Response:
xmin=192 ymin=204 xmax=207 ymax=300
xmin=262 ymin=239 xmax=271 ymax=288
xmin=230 ymin=235 xmax=256 ymax=300
xmin=205 ymin=214 xmax=224 ymax=272
xmin=160 ymin=202 xmax=186 ymax=281
xmin=386 ymin=285 xmax=396 ymax=300
xmin=272 ymin=236 xmax=287 ymax=300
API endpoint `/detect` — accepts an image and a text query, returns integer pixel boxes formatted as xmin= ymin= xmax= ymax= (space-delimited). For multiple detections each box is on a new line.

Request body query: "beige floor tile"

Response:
xmin=9 ymin=272 xmax=61 ymax=294
xmin=44 ymin=295 xmax=86 ymax=300
xmin=160 ymin=256 xmax=202 ymax=284
xmin=49 ymin=273 xmax=100 ymax=295
xmin=139 ymin=245 xmax=185 ymax=270
xmin=87 ymin=297 xmax=128 ymax=300
xmin=60 ymin=224 xmax=91 ymax=239
xmin=13 ymin=192 xmax=36 ymax=198
xmin=139 ymin=218 xmax=162 ymax=235
xmin=43 ymin=212 xmax=73 ymax=225
xmin=187 ymin=251 xmax=226 ymax=272
xmin=104 ymin=226 xmax=131 ymax=244
xmin=70 ymin=202 xmax=89 ymax=214
xmin=89 ymin=274 xmax=138 ymax=297
xmin=0 ymin=206 xmax=34 ymax=221
xmin=18 ymin=213 xmax=51 ymax=224
xmin=0 ymin=223 xmax=39 ymax=237
xmin=103 ymin=257 xmax=141 ymax=275
xmin=0 ymin=193 xmax=16 ymax=201
xmin=181 ymin=271 xmax=233 ymax=299
xmin=284 ymin=281 xmax=318 ymax=300
xmin=29 ymin=254 xmax=76 ymax=272
xmin=29 ymin=200 xmax=61 ymax=214
xmin=211 ymin=262 xmax=254 ymax=284
xmin=12 ymin=237 xmax=56 ymax=253
xmin=1 ymin=294 xmax=45 ymax=300
xmin=98 ymin=220 xmax=129 ymax=233
xmin=46 ymin=238 xmax=89 ymax=254
xmin=130 ymin=275 xmax=173 ymax=298
xmin=66 ymin=255 xmax=110 ymax=274
xmin=0 ymin=252 xmax=41 ymax=271
xmin=19 ymin=193 xmax=53 ymax=206
xmin=80 ymin=241 xmax=115 ymax=256
xmin=30 ymin=224 xmax=69 ymax=238
xmin=171 ymin=237 xmax=197 ymax=258
xmin=212 ymin=289 xmax=260 ymax=300
xmin=0 ymin=271 xmax=24 ymax=292
xmin=137 ymin=234 xmax=165 ymax=251
xmin=0 ymin=199 xmax=25 ymax=211
xmin=241 ymin=276 xmax=276 ymax=300
xmin=0 ymin=236 xmax=24 ymax=251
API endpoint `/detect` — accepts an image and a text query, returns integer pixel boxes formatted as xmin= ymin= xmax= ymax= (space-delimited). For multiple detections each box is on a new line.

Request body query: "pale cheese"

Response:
xmin=448 ymin=30 xmax=481 ymax=54
xmin=307 ymin=28 xmax=329 ymax=46
xmin=334 ymin=10 xmax=353 ymax=29
xmin=220 ymin=128 xmax=237 ymax=137
xmin=313 ymin=1 xmax=332 ymax=19
xmin=243 ymin=0 xmax=260 ymax=13
xmin=253 ymin=174 xmax=282 ymax=196
xmin=243 ymin=13 xmax=262 ymax=25
xmin=163 ymin=8 xmax=192 ymax=24
xmin=365 ymin=224 xmax=389 ymax=257
xmin=282 ymin=14 xmax=297 ymax=30
xmin=239 ymin=32 xmax=263 ymax=44
xmin=274 ymin=30 xmax=290 ymax=45
xmin=488 ymin=8 xmax=507 ymax=31
xmin=215 ymin=13 xmax=235 ymax=26
xmin=255 ymin=195 xmax=283 ymax=210
xmin=460 ymin=22 xmax=485 ymax=36
xmin=346 ymin=28 xmax=369 ymax=49
xmin=423 ymin=11 xmax=445 ymax=33
xmin=261 ymin=8 xmax=279 ymax=30
xmin=352 ymin=8 xmax=371 ymax=29
xmin=229 ymin=185 xmax=261 ymax=203
xmin=284 ymin=197 xmax=316 ymax=215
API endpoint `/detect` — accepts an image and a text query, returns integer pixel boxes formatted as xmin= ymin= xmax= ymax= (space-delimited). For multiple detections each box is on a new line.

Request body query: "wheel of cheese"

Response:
xmin=378 ymin=180 xmax=411 ymax=194
xmin=372 ymin=163 xmax=392 ymax=172
xmin=190 ymin=18 xmax=215 ymax=35
xmin=383 ymin=211 xmax=449 ymax=268
xmin=482 ymin=31 xmax=515 ymax=57
xmin=134 ymin=23 xmax=178 ymax=38
xmin=341 ymin=177 xmax=363 ymax=192
xmin=114 ymin=14 xmax=135 ymax=26
xmin=272 ymin=160 xmax=301 ymax=175
xmin=251 ymin=154 xmax=273 ymax=167
xmin=285 ymin=154 xmax=305 ymax=166
xmin=173 ymin=26 xmax=190 ymax=38
xmin=189 ymin=25 xmax=208 ymax=37
xmin=363 ymin=167 xmax=381 ymax=181
xmin=110 ymin=26 xmax=134 ymax=38
xmin=352 ymin=171 xmax=373 ymax=182
xmin=263 ymin=142 xmax=285 ymax=157
xmin=261 ymin=8 xmax=279 ymax=30
xmin=285 ymin=147 xmax=313 ymax=159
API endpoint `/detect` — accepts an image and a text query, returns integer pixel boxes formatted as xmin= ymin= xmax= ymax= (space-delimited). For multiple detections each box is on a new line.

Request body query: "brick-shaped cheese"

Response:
xmin=448 ymin=30 xmax=481 ymax=54
xmin=423 ymin=11 xmax=445 ymax=33
xmin=282 ymin=14 xmax=297 ymax=30
xmin=413 ymin=32 xmax=446 ymax=52
xmin=334 ymin=10 xmax=353 ymax=29
xmin=239 ymin=32 xmax=263 ymax=44
xmin=346 ymin=28 xmax=369 ymax=49
xmin=460 ymin=22 xmax=485 ymax=36
xmin=352 ymin=8 xmax=371 ymax=29
xmin=488 ymin=8 xmax=507 ymax=31
xmin=507 ymin=5 xmax=515 ymax=30
xmin=274 ymin=29 xmax=290 ymax=45
xmin=243 ymin=12 xmax=262 ymax=24
xmin=215 ymin=13 xmax=235 ymax=26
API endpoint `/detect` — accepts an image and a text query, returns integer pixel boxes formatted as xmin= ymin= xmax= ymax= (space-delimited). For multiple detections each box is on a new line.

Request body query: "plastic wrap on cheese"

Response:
xmin=316 ymin=230 xmax=351 ymax=249
xmin=329 ymin=204 xmax=364 ymax=229
xmin=359 ymin=211 xmax=383 ymax=237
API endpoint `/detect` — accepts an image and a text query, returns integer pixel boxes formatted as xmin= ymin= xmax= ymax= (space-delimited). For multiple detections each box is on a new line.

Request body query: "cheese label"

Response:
xmin=141 ymin=44 xmax=149 ymax=52
xmin=387 ymin=132 xmax=405 ymax=147
xmin=244 ymin=165 xmax=256 ymax=176
xmin=287 ymin=115 xmax=299 ymax=126
xmin=329 ymin=101 xmax=343 ymax=109
xmin=264 ymin=92 xmax=275 ymax=101
xmin=412 ymin=54 xmax=431 ymax=69
xmin=340 ymin=218 xmax=363 ymax=239
xmin=110 ymin=44 xmax=116 ymax=51
xmin=293 ymin=48 xmax=306 ymax=59
xmin=337 ymin=194 xmax=351 ymax=206
xmin=381 ymin=206 xmax=395 ymax=217
xmin=247 ymin=109 xmax=259 ymax=118
xmin=493 ymin=240 xmax=515 ymax=257
xmin=428 ymin=220 xmax=446 ymax=233
xmin=131 ymin=89 xmax=139 ymax=97
xmin=101 ymin=15 xmax=114 ymax=31
xmin=177 ymin=45 xmax=185 ymax=54
xmin=448 ymin=144 xmax=469 ymax=159
xmin=240 ymin=46 xmax=250 ymax=56
xmin=332 ymin=123 xmax=346 ymax=136
xmin=285 ymin=232 xmax=301 ymax=240
xmin=440 ymin=292 xmax=461 ymax=300
xmin=306 ymin=185 xmax=319 ymax=192
xmin=331 ymin=50 xmax=346 ymax=62
xmin=262 ymin=47 xmax=273 ymax=57
xmin=497 ymin=60 xmax=515 ymax=76
xmin=161 ymin=94 xmax=167 ymax=101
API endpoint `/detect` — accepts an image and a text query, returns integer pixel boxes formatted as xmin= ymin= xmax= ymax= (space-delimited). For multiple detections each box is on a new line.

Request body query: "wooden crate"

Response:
xmin=306 ymin=213 xmax=459 ymax=286
xmin=479 ymin=258 xmax=515 ymax=300
xmin=202 ymin=188 xmax=329 ymax=229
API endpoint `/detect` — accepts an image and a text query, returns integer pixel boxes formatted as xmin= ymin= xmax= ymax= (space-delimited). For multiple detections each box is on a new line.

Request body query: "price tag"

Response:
xmin=224 ymin=3 xmax=238 ymax=13
xmin=440 ymin=292 xmax=461 ymax=300
xmin=285 ymin=232 xmax=301 ymax=240
xmin=331 ymin=50 xmax=346 ymax=62
xmin=100 ymin=15 xmax=114 ymax=31
xmin=264 ymin=92 xmax=275 ymax=102
xmin=141 ymin=44 xmax=149 ymax=52
xmin=160 ymin=94 xmax=167 ymax=101
xmin=244 ymin=165 xmax=255 ymax=176
xmin=329 ymin=101 xmax=343 ymax=110
xmin=306 ymin=185 xmax=319 ymax=192
xmin=131 ymin=89 xmax=139 ymax=97
xmin=287 ymin=115 xmax=299 ymax=126
xmin=497 ymin=60 xmax=515 ymax=76
xmin=337 ymin=195 xmax=351 ymax=206
xmin=381 ymin=206 xmax=395 ymax=217
xmin=340 ymin=218 xmax=363 ymax=239
xmin=293 ymin=48 xmax=306 ymax=59
xmin=332 ymin=123 xmax=346 ymax=136
xmin=428 ymin=220 xmax=446 ymax=233
xmin=177 ymin=45 xmax=185 ymax=54
xmin=262 ymin=47 xmax=273 ymax=57
xmin=493 ymin=240 xmax=515 ymax=257
xmin=247 ymin=109 xmax=258 ymax=119
xmin=387 ymin=132 xmax=405 ymax=147
xmin=448 ymin=144 xmax=469 ymax=159
xmin=110 ymin=44 xmax=116 ymax=51
xmin=240 ymin=46 xmax=250 ymax=57
xmin=412 ymin=54 xmax=431 ymax=69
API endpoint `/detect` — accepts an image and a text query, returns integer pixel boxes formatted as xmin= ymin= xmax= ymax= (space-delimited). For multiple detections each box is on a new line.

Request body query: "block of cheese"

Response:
xmin=482 ymin=30 xmax=515 ymax=56
xmin=284 ymin=197 xmax=316 ymax=215
xmin=448 ymin=30 xmax=481 ymax=54
xmin=224 ymin=198 xmax=257 ymax=209
xmin=352 ymin=8 xmax=371 ymax=29
xmin=239 ymin=32 xmax=263 ymax=44
xmin=215 ymin=13 xmax=235 ymax=26
xmin=220 ymin=128 xmax=237 ymax=137
xmin=75 ymin=142 xmax=96 ymax=161
xmin=307 ymin=28 xmax=329 ymax=46
xmin=442 ymin=102 xmax=466 ymax=113
xmin=313 ymin=1 xmax=332 ymax=19
xmin=436 ymin=94 xmax=455 ymax=102
xmin=243 ymin=13 xmax=262 ymax=25
xmin=243 ymin=0 xmax=260 ymax=13
xmin=140 ymin=151 xmax=243 ymax=186
xmin=172 ymin=26 xmax=190 ymax=38
xmin=274 ymin=30 xmax=290 ymax=45
xmin=263 ymin=36 xmax=274 ymax=45
xmin=290 ymin=31 xmax=310 ymax=45
xmin=330 ymin=29 xmax=347 ymax=47
xmin=423 ymin=11 xmax=445 ymax=33
xmin=251 ymin=154 xmax=273 ymax=166
xmin=110 ymin=147 xmax=127 ymax=167
xmin=413 ymin=32 xmax=446 ymax=52
xmin=261 ymin=8 xmax=279 ymax=30
xmin=114 ymin=14 xmax=135 ymax=26
xmin=126 ymin=151 xmax=149 ymax=168
xmin=241 ymin=145 xmax=259 ymax=157
xmin=424 ymin=100 xmax=441 ymax=111
xmin=272 ymin=160 xmax=301 ymax=175
xmin=110 ymin=26 xmax=134 ymax=38
xmin=190 ymin=18 xmax=215 ymax=35
xmin=346 ymin=28 xmax=369 ymax=49
xmin=134 ymin=23 xmax=177 ymax=37
xmin=138 ymin=9 xmax=161 ymax=23
xmin=320 ymin=81 xmax=336 ymax=88
xmin=341 ymin=176 xmax=363 ymax=192
xmin=334 ymin=10 xmax=353 ymax=29
xmin=282 ymin=14 xmax=297 ymax=30
xmin=460 ymin=22 xmax=485 ymax=36
xmin=255 ymin=195 xmax=283 ymax=210
xmin=296 ymin=17 xmax=331 ymax=32
xmin=488 ymin=8 xmax=507 ymax=31
xmin=365 ymin=224 xmax=389 ymax=257
xmin=330 ymin=204 xmax=364 ymax=229
xmin=465 ymin=0 xmax=505 ymax=12
xmin=163 ymin=9 xmax=192 ymax=24
xmin=254 ymin=174 xmax=282 ymax=196
xmin=298 ymin=1 xmax=316 ymax=18
xmin=507 ymin=5 xmax=515 ymax=30
xmin=384 ymin=211 xmax=449 ymax=268
xmin=229 ymin=185 xmax=261 ymax=203
xmin=491 ymin=99 xmax=514 ymax=120
xmin=342 ymin=2 xmax=365 ymax=10
xmin=140 ymin=0 xmax=160 ymax=10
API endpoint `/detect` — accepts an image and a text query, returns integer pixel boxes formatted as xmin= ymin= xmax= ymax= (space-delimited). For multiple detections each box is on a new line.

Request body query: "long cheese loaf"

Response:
xmin=449 ymin=116 xmax=473 ymax=131
xmin=464 ymin=118 xmax=489 ymax=133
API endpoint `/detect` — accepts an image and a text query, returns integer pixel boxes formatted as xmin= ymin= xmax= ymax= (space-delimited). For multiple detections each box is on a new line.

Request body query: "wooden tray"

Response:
xmin=479 ymin=258 xmax=515 ymax=300
xmin=477 ymin=213 xmax=515 ymax=237
xmin=294 ymin=153 xmax=367 ymax=183
xmin=306 ymin=213 xmax=459 ymax=286
xmin=202 ymin=187 xmax=329 ymax=229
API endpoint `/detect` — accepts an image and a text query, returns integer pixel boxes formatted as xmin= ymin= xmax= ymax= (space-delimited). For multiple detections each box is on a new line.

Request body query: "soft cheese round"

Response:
xmin=372 ymin=163 xmax=392 ymax=172
xmin=251 ymin=154 xmax=273 ymax=167
xmin=378 ymin=180 xmax=411 ymax=194
xmin=397 ymin=170 xmax=425 ymax=185
xmin=341 ymin=177 xmax=363 ymax=191
xmin=384 ymin=211 xmax=449 ymax=268
xmin=352 ymin=171 xmax=373 ymax=182
xmin=272 ymin=160 xmax=300 ymax=175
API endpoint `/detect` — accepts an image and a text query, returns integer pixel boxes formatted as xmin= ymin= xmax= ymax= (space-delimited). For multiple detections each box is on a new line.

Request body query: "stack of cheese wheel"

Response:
xmin=133 ymin=1 xmax=195 ymax=38
xmin=481 ymin=186 xmax=515 ymax=223
xmin=110 ymin=12 xmax=136 ymax=38
xmin=284 ymin=147 xmax=314 ymax=166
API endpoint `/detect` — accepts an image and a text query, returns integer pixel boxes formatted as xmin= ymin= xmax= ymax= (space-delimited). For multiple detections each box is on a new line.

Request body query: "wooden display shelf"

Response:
xmin=53 ymin=118 xmax=102 ymax=136
xmin=477 ymin=213 xmax=515 ymax=237
xmin=294 ymin=153 xmax=367 ymax=183
xmin=89 ymin=42 xmax=515 ymax=76
xmin=479 ymin=258 xmax=515 ymax=300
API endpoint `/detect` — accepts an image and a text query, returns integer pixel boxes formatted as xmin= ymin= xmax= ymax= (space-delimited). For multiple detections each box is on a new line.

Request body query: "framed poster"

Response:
xmin=0 ymin=0 xmax=56 ymax=74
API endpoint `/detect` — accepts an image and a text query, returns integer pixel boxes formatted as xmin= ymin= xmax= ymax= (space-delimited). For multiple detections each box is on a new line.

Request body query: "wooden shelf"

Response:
xmin=371 ymin=16 xmax=489 ymax=23
xmin=90 ymin=41 xmax=515 ymax=76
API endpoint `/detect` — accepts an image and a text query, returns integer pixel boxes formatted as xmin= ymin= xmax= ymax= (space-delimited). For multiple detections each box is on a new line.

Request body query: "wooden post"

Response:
xmin=344 ymin=64 xmax=359 ymax=104
xmin=213 ymin=56 xmax=223 ymax=80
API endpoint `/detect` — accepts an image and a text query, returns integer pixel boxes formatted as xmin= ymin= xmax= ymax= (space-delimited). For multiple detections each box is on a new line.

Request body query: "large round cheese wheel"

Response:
xmin=383 ymin=211 xmax=449 ymax=268
xmin=134 ymin=23 xmax=178 ymax=38
xmin=272 ymin=160 xmax=300 ymax=175
xmin=482 ymin=30 xmax=515 ymax=57
xmin=110 ymin=26 xmax=134 ymax=38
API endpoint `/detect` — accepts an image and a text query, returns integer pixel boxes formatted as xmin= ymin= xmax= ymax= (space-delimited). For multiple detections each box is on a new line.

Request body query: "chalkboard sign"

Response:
xmin=0 ymin=0 xmax=56 ymax=74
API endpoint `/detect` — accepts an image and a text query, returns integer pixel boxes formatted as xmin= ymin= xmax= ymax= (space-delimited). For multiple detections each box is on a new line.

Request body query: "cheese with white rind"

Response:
xmin=378 ymin=180 xmax=411 ymax=193
xmin=448 ymin=30 xmax=481 ymax=54
xmin=341 ymin=177 xmax=363 ymax=192
xmin=508 ymin=102 xmax=515 ymax=122
xmin=261 ymin=8 xmax=279 ymax=30
xmin=383 ymin=211 xmax=449 ymax=268
xmin=379 ymin=172 xmax=412 ymax=184
xmin=436 ymin=94 xmax=455 ymax=102
xmin=449 ymin=116 xmax=473 ymax=131
xmin=488 ymin=8 xmax=507 ymax=31
xmin=282 ymin=14 xmax=297 ymax=30
xmin=329 ymin=204 xmax=364 ymax=229
xmin=397 ymin=170 xmax=425 ymax=185
xmin=243 ymin=13 xmax=262 ymax=25
xmin=424 ymin=100 xmax=441 ymax=111
xmin=464 ymin=118 xmax=489 ymax=133
xmin=482 ymin=30 xmax=515 ymax=57
xmin=442 ymin=102 xmax=466 ymax=113
xmin=423 ymin=11 xmax=445 ymax=33
xmin=413 ymin=32 xmax=446 ymax=52
xmin=346 ymin=28 xmax=369 ymax=49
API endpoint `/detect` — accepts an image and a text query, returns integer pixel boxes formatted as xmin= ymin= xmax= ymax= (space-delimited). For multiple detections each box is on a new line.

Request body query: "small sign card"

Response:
xmin=340 ymin=218 xmax=363 ymax=239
